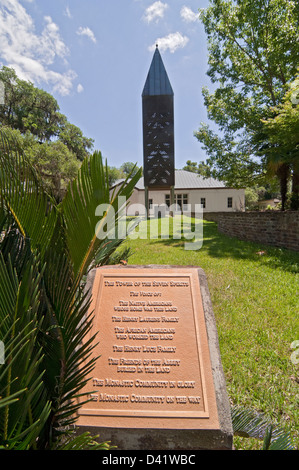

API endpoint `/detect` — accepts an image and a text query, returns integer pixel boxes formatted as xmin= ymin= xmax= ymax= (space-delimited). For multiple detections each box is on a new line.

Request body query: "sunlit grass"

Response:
xmin=121 ymin=217 xmax=299 ymax=449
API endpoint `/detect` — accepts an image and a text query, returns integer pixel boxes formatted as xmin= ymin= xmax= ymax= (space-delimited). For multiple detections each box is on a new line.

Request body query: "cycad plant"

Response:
xmin=0 ymin=127 xmax=141 ymax=449
xmin=232 ymin=406 xmax=296 ymax=450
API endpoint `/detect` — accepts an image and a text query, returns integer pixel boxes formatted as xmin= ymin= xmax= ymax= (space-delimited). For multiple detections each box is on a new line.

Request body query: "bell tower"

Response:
xmin=142 ymin=45 xmax=175 ymax=216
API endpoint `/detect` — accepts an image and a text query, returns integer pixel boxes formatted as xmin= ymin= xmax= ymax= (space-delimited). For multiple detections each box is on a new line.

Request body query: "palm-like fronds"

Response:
xmin=232 ymin=406 xmax=295 ymax=450
xmin=61 ymin=151 xmax=141 ymax=278
xmin=54 ymin=431 xmax=113 ymax=450
xmin=0 ymin=127 xmax=141 ymax=449
xmin=0 ymin=252 xmax=51 ymax=449
xmin=0 ymin=129 xmax=57 ymax=259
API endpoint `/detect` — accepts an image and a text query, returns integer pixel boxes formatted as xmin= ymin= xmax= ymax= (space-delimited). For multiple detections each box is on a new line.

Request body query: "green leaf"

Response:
xmin=0 ymin=252 xmax=51 ymax=449
xmin=0 ymin=125 xmax=142 ymax=449
xmin=0 ymin=128 xmax=57 ymax=259
xmin=61 ymin=151 xmax=141 ymax=279
xmin=232 ymin=406 xmax=295 ymax=450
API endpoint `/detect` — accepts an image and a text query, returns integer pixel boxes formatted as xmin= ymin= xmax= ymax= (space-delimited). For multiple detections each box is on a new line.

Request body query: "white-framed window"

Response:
xmin=149 ymin=198 xmax=153 ymax=209
xmin=182 ymin=194 xmax=188 ymax=210
xmin=200 ymin=197 xmax=206 ymax=209
xmin=165 ymin=193 xmax=189 ymax=210
xmin=176 ymin=194 xmax=182 ymax=209
xmin=227 ymin=197 xmax=233 ymax=208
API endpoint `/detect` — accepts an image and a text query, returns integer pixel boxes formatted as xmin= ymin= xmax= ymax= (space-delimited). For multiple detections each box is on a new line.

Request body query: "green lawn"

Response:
xmin=120 ymin=217 xmax=299 ymax=449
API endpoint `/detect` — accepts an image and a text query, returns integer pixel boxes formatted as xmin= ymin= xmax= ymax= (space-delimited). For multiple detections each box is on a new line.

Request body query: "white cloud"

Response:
xmin=0 ymin=0 xmax=76 ymax=95
xmin=76 ymin=26 xmax=97 ymax=44
xmin=149 ymin=32 xmax=189 ymax=53
xmin=41 ymin=16 xmax=69 ymax=63
xmin=77 ymin=83 xmax=84 ymax=93
xmin=180 ymin=6 xmax=199 ymax=23
xmin=64 ymin=6 xmax=72 ymax=19
xmin=143 ymin=1 xmax=168 ymax=23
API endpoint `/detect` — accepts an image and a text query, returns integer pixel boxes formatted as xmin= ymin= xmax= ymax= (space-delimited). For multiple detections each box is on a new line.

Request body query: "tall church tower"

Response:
xmin=142 ymin=45 xmax=175 ymax=215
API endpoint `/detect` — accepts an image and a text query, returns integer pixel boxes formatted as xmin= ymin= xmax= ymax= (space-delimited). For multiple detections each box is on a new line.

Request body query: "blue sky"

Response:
xmin=0 ymin=0 xmax=213 ymax=170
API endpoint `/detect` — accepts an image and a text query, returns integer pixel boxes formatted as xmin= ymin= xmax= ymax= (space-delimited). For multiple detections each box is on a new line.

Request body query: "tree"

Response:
xmin=0 ymin=67 xmax=61 ymax=141
xmin=0 ymin=66 xmax=94 ymax=160
xmin=107 ymin=166 xmax=123 ymax=186
xmin=261 ymin=74 xmax=299 ymax=209
xmin=245 ymin=187 xmax=259 ymax=210
xmin=195 ymin=0 xmax=299 ymax=196
xmin=183 ymin=160 xmax=212 ymax=177
xmin=58 ymin=119 xmax=94 ymax=161
xmin=106 ymin=163 xmax=140 ymax=187
xmin=120 ymin=161 xmax=139 ymax=177
xmin=197 ymin=160 xmax=211 ymax=177
xmin=0 ymin=127 xmax=80 ymax=201
xmin=183 ymin=160 xmax=198 ymax=173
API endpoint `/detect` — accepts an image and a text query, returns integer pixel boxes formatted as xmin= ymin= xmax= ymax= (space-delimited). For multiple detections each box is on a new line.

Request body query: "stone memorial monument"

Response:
xmin=76 ymin=265 xmax=233 ymax=450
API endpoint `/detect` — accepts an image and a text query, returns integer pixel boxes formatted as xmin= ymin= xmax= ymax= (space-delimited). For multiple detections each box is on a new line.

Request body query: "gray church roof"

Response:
xmin=142 ymin=46 xmax=173 ymax=96
xmin=112 ymin=170 xmax=226 ymax=190
xmin=172 ymin=170 xmax=226 ymax=189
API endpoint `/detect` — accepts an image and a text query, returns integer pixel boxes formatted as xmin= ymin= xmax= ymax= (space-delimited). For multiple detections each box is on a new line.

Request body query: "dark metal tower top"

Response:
xmin=142 ymin=45 xmax=174 ymax=97
xmin=142 ymin=46 xmax=175 ymax=189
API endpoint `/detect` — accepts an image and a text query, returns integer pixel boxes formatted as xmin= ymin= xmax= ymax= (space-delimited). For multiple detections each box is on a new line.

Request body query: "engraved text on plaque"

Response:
xmin=77 ymin=267 xmax=220 ymax=430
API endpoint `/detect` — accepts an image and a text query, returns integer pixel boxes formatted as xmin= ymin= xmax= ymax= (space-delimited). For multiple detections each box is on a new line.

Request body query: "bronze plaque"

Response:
xmin=77 ymin=267 xmax=220 ymax=430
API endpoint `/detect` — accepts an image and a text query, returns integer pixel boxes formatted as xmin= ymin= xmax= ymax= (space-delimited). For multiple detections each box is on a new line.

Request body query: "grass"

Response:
xmin=120 ymin=216 xmax=299 ymax=450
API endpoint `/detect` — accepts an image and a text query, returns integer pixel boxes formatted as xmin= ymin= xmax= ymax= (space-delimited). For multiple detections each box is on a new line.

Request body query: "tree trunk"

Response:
xmin=53 ymin=173 xmax=62 ymax=203
xmin=291 ymin=164 xmax=299 ymax=210
xmin=277 ymin=163 xmax=290 ymax=211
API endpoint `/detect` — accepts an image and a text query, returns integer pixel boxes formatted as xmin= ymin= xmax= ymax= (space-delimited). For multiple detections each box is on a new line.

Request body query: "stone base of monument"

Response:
xmin=75 ymin=266 xmax=233 ymax=450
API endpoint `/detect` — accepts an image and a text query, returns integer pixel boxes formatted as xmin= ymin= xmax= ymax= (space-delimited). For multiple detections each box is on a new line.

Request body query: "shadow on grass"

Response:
xmin=147 ymin=220 xmax=299 ymax=275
